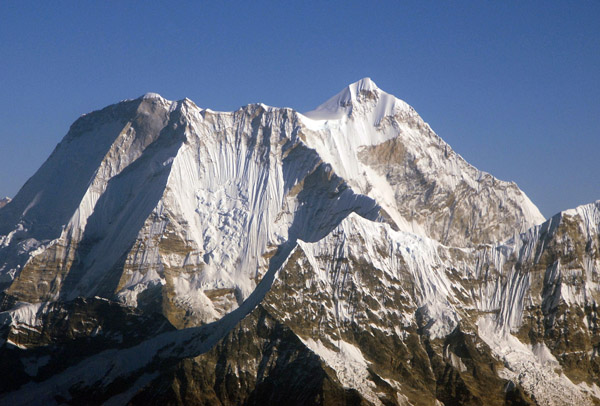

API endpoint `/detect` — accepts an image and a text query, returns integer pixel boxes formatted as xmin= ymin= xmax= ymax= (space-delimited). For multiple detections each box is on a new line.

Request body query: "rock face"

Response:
xmin=302 ymin=78 xmax=544 ymax=246
xmin=0 ymin=79 xmax=598 ymax=405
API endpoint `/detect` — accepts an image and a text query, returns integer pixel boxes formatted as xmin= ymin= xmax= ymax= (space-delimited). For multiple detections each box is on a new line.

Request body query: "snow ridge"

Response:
xmin=302 ymin=78 xmax=544 ymax=246
xmin=304 ymin=77 xmax=410 ymax=123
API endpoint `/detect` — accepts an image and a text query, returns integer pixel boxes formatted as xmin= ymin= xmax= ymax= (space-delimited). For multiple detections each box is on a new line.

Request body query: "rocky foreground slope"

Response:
xmin=0 ymin=79 xmax=598 ymax=405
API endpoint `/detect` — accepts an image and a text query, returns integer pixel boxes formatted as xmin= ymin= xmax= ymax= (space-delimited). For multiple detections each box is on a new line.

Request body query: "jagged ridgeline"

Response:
xmin=0 ymin=79 xmax=598 ymax=405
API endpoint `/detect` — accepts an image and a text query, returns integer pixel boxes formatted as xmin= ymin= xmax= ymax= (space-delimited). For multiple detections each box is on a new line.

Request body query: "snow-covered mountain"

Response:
xmin=0 ymin=79 xmax=598 ymax=405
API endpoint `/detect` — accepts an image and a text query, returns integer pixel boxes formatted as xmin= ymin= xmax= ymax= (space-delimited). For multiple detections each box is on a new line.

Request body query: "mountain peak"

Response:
xmin=140 ymin=92 xmax=166 ymax=101
xmin=303 ymin=77 xmax=409 ymax=123
xmin=351 ymin=77 xmax=379 ymax=93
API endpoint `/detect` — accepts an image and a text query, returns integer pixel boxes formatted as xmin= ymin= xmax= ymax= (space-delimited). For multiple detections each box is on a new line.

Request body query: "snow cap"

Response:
xmin=303 ymin=77 xmax=409 ymax=122
xmin=141 ymin=92 xmax=164 ymax=100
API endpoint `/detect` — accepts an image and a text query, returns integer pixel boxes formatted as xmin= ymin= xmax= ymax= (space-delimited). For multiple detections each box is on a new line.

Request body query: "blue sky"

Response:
xmin=1 ymin=1 xmax=598 ymax=217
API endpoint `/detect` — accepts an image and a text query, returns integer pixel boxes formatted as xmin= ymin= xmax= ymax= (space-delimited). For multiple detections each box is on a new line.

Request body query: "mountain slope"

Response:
xmin=0 ymin=79 xmax=597 ymax=405
xmin=303 ymin=78 xmax=544 ymax=246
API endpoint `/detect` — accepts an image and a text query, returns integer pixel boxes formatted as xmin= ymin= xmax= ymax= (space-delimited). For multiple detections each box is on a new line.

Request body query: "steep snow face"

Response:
xmin=304 ymin=77 xmax=410 ymax=123
xmin=0 ymin=96 xmax=381 ymax=326
xmin=471 ymin=200 xmax=600 ymax=330
xmin=0 ymin=96 xmax=174 ymax=241
xmin=302 ymin=78 xmax=544 ymax=246
xmin=110 ymin=102 xmax=381 ymax=327
xmin=0 ymin=95 xmax=176 ymax=294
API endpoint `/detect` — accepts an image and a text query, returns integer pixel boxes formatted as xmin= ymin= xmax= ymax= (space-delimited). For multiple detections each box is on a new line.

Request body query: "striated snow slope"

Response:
xmin=1 ymin=79 xmax=596 ymax=405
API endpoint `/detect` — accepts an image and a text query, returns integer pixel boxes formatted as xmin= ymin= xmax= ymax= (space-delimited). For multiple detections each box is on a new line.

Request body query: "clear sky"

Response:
xmin=1 ymin=1 xmax=598 ymax=217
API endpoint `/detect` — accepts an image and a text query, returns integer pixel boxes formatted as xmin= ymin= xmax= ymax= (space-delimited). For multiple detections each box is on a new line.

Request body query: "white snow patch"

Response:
xmin=478 ymin=316 xmax=595 ymax=405
xmin=301 ymin=337 xmax=382 ymax=406
xmin=141 ymin=92 xmax=164 ymax=100
xmin=0 ymin=302 xmax=45 ymax=328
